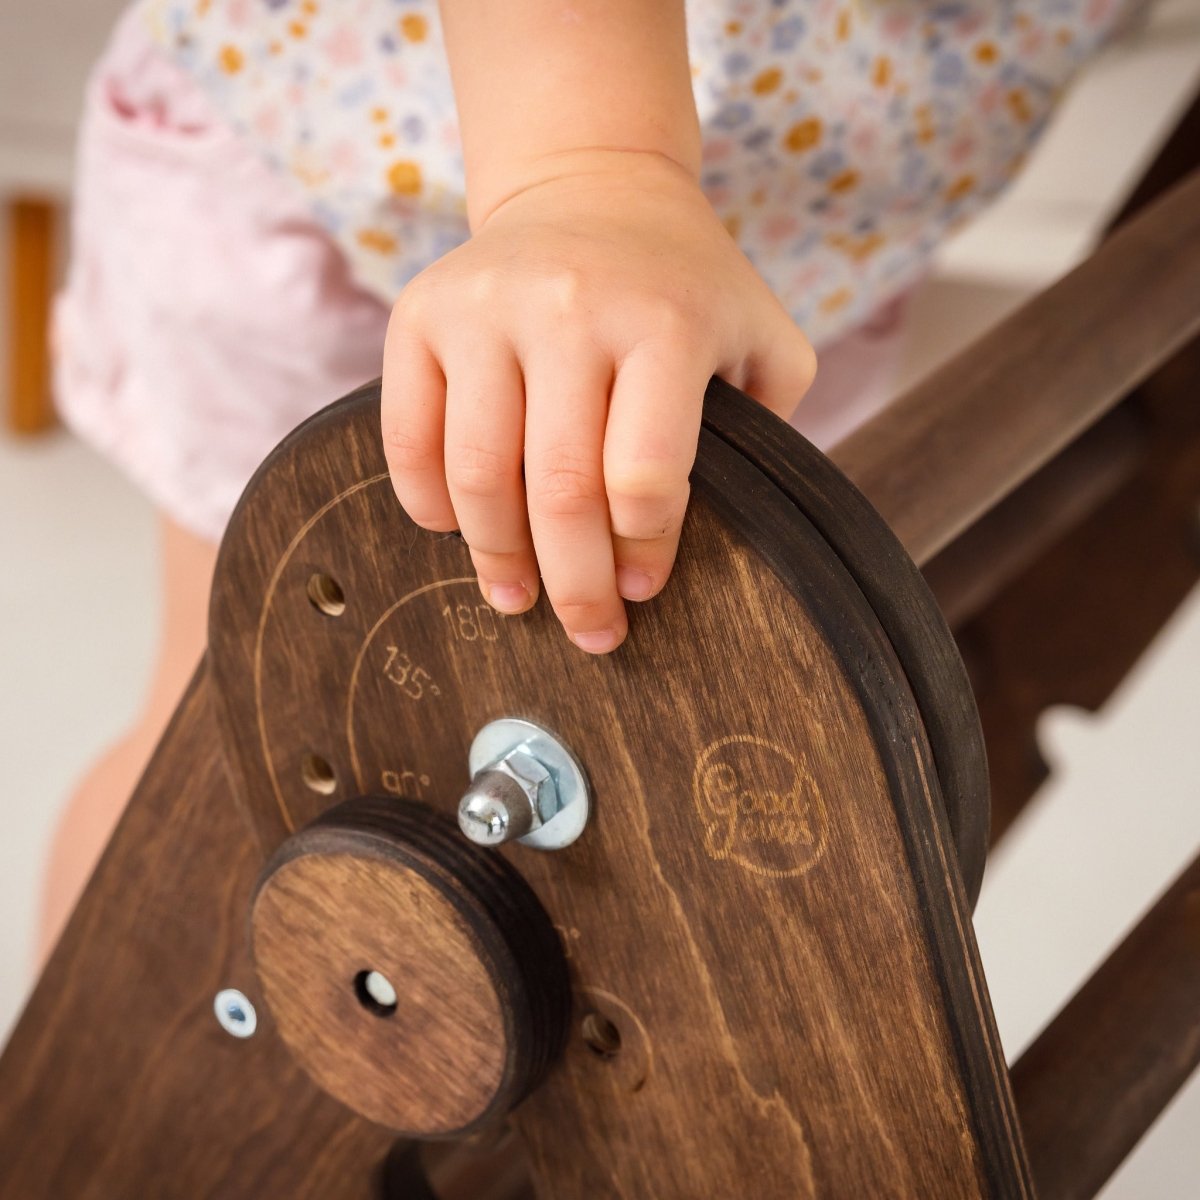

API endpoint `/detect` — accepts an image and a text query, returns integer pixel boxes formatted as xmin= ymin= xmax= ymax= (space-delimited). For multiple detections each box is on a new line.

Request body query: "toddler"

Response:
xmin=42 ymin=0 xmax=1143 ymax=948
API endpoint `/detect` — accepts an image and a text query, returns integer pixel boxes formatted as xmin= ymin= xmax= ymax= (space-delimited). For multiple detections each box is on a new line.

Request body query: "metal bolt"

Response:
xmin=214 ymin=988 xmax=257 ymax=1039
xmin=459 ymin=768 xmax=538 ymax=845
xmin=458 ymin=719 xmax=590 ymax=851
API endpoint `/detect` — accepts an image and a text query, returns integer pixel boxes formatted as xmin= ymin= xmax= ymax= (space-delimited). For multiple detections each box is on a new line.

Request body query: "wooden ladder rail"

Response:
xmin=831 ymin=167 xmax=1200 ymax=567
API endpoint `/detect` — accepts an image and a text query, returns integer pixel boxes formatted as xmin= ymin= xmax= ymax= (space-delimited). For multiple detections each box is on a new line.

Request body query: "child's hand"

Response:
xmin=381 ymin=149 xmax=815 ymax=654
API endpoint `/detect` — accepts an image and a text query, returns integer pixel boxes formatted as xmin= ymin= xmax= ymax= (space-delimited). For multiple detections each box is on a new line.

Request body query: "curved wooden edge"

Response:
xmin=213 ymin=377 xmax=992 ymax=910
xmin=1010 ymin=852 xmax=1200 ymax=1200
xmin=206 ymin=380 xmax=1029 ymax=1194
xmin=703 ymin=379 xmax=990 ymax=909
xmin=831 ymin=167 xmax=1200 ymax=565
xmin=694 ymin=430 xmax=1032 ymax=1198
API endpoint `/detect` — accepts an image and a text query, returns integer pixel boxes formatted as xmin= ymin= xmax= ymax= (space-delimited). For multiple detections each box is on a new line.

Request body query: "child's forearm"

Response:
xmin=437 ymin=1 xmax=702 ymax=231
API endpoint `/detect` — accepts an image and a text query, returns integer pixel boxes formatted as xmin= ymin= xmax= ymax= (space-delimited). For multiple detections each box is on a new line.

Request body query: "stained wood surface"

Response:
xmin=0 ymin=668 xmax=396 ymax=1197
xmin=922 ymin=405 xmax=1146 ymax=629
xmin=832 ymin=167 xmax=1200 ymax=565
xmin=5 ymin=196 xmax=56 ymax=435
xmin=1011 ymin=853 xmax=1200 ymax=1200
xmin=251 ymin=796 xmax=570 ymax=1136
xmin=207 ymin=382 xmax=1030 ymax=1197
xmin=951 ymin=342 xmax=1200 ymax=841
xmin=0 ymin=378 xmax=1028 ymax=1197
xmin=703 ymin=378 xmax=989 ymax=906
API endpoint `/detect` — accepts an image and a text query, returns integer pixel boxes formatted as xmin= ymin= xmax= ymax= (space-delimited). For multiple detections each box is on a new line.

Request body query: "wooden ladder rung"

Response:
xmin=1011 ymin=852 xmax=1200 ymax=1200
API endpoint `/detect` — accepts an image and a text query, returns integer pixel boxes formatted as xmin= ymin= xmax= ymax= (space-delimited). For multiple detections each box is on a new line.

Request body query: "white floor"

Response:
xmin=3 ymin=3 xmax=1200 ymax=1194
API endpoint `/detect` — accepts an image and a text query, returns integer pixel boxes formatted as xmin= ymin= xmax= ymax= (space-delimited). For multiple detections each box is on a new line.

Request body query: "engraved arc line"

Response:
xmin=254 ymin=473 xmax=390 ymax=834
xmin=344 ymin=577 xmax=479 ymax=793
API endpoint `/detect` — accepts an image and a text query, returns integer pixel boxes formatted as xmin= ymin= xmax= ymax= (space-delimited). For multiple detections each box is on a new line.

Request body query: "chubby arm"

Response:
xmin=439 ymin=0 xmax=702 ymax=229
xmin=381 ymin=0 xmax=816 ymax=654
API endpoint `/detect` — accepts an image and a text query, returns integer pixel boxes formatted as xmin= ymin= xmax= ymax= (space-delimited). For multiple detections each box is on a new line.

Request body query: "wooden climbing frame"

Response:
xmin=0 ymin=95 xmax=1197 ymax=1200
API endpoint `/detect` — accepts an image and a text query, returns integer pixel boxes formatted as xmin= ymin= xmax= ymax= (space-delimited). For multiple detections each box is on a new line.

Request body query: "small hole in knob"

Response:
xmin=307 ymin=572 xmax=346 ymax=617
xmin=355 ymin=969 xmax=398 ymax=1018
xmin=301 ymin=754 xmax=337 ymax=795
xmin=581 ymin=1011 xmax=621 ymax=1059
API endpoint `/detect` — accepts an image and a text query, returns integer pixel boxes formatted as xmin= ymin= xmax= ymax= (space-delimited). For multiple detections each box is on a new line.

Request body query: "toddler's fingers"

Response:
xmin=442 ymin=340 xmax=539 ymax=614
xmin=381 ymin=318 xmax=456 ymax=531
xmin=741 ymin=317 xmax=819 ymax=420
xmin=523 ymin=341 xmax=627 ymax=655
xmin=603 ymin=342 xmax=708 ymax=603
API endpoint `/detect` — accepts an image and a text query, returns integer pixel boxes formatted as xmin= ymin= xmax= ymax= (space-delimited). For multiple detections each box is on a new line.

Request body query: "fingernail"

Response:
xmin=615 ymin=566 xmax=655 ymax=602
xmin=488 ymin=582 xmax=531 ymax=613
xmin=572 ymin=629 xmax=620 ymax=654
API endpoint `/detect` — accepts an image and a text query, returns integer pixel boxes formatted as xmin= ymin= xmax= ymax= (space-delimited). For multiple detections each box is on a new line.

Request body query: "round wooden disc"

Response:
xmin=249 ymin=797 xmax=570 ymax=1137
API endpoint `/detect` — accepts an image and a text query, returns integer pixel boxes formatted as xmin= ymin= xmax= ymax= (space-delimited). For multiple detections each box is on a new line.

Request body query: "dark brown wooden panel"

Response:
xmin=206 ymin=383 xmax=1029 ymax=1197
xmin=703 ymin=378 xmax=989 ymax=907
xmin=0 ymin=670 xmax=395 ymax=1198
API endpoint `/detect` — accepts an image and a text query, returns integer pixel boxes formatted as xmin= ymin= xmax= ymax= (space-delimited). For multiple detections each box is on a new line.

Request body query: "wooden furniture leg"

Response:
xmin=941 ymin=341 xmax=1200 ymax=840
xmin=5 ymin=195 xmax=57 ymax=435
xmin=916 ymin=84 xmax=1200 ymax=843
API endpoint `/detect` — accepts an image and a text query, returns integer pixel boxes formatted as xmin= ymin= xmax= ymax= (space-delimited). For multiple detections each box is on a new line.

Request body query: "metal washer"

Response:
xmin=468 ymin=718 xmax=591 ymax=850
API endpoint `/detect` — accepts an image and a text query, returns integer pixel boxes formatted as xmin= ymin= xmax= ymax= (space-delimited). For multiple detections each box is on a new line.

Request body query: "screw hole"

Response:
xmin=301 ymin=753 xmax=337 ymax=795
xmin=581 ymin=1011 xmax=621 ymax=1059
xmin=306 ymin=572 xmax=346 ymax=617
xmin=355 ymin=969 xmax=398 ymax=1017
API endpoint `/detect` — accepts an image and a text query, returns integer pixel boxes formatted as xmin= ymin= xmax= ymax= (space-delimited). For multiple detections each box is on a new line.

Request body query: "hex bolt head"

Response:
xmin=459 ymin=719 xmax=591 ymax=851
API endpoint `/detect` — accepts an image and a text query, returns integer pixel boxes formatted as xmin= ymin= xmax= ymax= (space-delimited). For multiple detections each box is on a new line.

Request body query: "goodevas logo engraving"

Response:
xmin=692 ymin=735 xmax=827 ymax=878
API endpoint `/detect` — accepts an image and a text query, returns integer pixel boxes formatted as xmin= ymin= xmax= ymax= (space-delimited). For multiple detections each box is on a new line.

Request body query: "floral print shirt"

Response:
xmin=140 ymin=0 xmax=1141 ymax=346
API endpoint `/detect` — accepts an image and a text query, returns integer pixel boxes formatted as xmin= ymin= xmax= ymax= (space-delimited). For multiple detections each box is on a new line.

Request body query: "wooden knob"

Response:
xmin=249 ymin=796 xmax=570 ymax=1137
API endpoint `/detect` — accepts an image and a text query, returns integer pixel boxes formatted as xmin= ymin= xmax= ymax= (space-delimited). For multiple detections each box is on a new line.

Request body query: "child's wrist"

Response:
xmin=466 ymin=143 xmax=703 ymax=233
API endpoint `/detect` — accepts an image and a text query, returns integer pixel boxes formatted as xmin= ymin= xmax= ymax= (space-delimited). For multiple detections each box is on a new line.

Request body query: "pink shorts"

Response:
xmin=56 ymin=9 xmax=905 ymax=543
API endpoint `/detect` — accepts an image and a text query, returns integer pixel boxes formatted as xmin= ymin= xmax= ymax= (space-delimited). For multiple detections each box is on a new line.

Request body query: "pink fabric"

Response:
xmin=55 ymin=10 xmax=907 ymax=543
xmin=54 ymin=9 xmax=390 ymax=541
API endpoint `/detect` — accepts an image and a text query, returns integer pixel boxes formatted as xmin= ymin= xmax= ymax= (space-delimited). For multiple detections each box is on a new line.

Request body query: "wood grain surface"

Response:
xmin=0 ymin=669 xmax=397 ymax=1198
xmin=0 ymin=379 xmax=1029 ymax=1197
xmin=206 ymin=381 xmax=1030 ymax=1197
xmin=833 ymin=167 xmax=1200 ymax=565
xmin=703 ymin=377 xmax=990 ymax=907
xmin=251 ymin=796 xmax=570 ymax=1136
